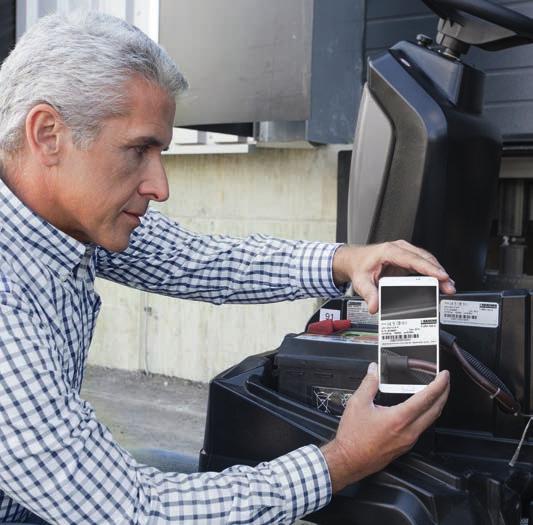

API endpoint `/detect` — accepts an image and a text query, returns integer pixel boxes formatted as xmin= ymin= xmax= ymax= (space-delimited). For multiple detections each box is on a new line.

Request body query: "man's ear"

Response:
xmin=25 ymin=104 xmax=68 ymax=167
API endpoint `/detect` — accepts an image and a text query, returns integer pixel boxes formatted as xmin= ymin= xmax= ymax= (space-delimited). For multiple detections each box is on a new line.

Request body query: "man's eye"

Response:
xmin=134 ymin=145 xmax=149 ymax=156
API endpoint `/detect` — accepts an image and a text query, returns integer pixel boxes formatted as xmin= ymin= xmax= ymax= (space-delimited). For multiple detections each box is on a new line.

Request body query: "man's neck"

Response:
xmin=1 ymin=152 xmax=91 ymax=245
xmin=1 ymin=152 xmax=57 ymax=225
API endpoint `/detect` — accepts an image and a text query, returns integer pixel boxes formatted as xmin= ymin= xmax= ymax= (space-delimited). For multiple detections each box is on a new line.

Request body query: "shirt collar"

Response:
xmin=0 ymin=177 xmax=90 ymax=276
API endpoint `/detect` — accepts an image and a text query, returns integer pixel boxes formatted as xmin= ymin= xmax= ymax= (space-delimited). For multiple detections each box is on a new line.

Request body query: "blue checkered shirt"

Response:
xmin=0 ymin=178 xmax=339 ymax=524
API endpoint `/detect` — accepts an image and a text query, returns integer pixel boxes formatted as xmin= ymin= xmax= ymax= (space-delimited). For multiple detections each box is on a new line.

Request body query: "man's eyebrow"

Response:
xmin=129 ymin=136 xmax=168 ymax=149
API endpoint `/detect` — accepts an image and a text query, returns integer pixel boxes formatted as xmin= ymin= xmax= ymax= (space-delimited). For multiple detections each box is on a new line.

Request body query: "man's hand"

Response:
xmin=321 ymin=363 xmax=450 ymax=492
xmin=332 ymin=240 xmax=456 ymax=314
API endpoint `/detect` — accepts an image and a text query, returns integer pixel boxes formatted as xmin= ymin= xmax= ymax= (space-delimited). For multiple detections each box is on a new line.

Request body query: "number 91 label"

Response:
xmin=319 ymin=308 xmax=341 ymax=322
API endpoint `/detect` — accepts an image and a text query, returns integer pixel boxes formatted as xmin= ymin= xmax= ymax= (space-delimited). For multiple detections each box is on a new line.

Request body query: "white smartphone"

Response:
xmin=378 ymin=276 xmax=439 ymax=394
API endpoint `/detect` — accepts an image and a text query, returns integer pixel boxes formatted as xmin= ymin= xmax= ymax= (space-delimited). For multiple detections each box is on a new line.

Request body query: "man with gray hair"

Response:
xmin=0 ymin=11 xmax=452 ymax=524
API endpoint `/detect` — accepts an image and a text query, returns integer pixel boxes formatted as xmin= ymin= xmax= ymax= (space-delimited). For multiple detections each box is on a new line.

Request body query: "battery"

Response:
xmin=275 ymin=290 xmax=532 ymax=440
xmin=274 ymin=329 xmax=377 ymax=416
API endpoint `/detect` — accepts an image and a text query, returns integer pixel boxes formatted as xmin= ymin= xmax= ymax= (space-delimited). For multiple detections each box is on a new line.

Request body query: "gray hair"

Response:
xmin=0 ymin=11 xmax=188 ymax=152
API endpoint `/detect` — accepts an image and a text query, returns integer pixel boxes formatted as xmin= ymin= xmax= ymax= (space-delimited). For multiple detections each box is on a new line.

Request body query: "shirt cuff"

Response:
xmin=291 ymin=242 xmax=347 ymax=298
xmin=263 ymin=444 xmax=332 ymax=523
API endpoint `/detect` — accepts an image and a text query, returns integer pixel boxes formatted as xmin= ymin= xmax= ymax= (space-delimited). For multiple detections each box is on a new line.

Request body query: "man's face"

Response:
xmin=53 ymin=76 xmax=175 ymax=251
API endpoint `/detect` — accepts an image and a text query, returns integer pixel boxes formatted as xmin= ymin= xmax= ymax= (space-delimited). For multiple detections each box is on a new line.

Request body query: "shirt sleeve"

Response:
xmin=95 ymin=210 xmax=345 ymax=303
xmin=0 ymin=286 xmax=332 ymax=524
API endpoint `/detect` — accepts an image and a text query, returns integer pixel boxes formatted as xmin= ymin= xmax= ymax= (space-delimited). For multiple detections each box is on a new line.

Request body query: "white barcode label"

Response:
xmin=319 ymin=308 xmax=341 ymax=321
xmin=379 ymin=318 xmax=438 ymax=347
xmin=440 ymin=300 xmax=499 ymax=328
xmin=347 ymin=300 xmax=378 ymax=326
xmin=382 ymin=333 xmax=420 ymax=341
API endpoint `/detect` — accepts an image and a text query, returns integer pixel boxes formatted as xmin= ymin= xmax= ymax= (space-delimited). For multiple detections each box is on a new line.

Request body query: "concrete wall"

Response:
xmin=88 ymin=146 xmax=340 ymax=382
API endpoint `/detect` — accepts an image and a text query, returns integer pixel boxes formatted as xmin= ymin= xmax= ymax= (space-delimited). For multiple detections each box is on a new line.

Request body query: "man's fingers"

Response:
xmin=352 ymin=362 xmax=379 ymax=405
xmin=353 ymin=277 xmax=379 ymax=314
xmin=395 ymin=371 xmax=450 ymax=425
xmin=393 ymin=240 xmax=441 ymax=267
xmin=408 ymin=380 xmax=450 ymax=435
xmin=385 ymin=244 xmax=449 ymax=283
xmin=440 ymin=279 xmax=456 ymax=295
xmin=348 ymin=241 xmax=455 ymax=311
xmin=386 ymin=243 xmax=446 ymax=275
xmin=386 ymin=243 xmax=456 ymax=293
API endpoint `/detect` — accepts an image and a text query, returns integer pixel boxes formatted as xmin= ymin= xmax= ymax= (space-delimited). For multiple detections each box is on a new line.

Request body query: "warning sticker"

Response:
xmin=319 ymin=308 xmax=341 ymax=321
xmin=347 ymin=300 xmax=378 ymax=326
xmin=440 ymin=300 xmax=499 ymax=328
xmin=312 ymin=386 xmax=353 ymax=416
xmin=379 ymin=318 xmax=438 ymax=347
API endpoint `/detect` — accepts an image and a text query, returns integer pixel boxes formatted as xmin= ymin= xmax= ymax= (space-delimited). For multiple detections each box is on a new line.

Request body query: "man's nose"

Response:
xmin=139 ymin=160 xmax=170 ymax=202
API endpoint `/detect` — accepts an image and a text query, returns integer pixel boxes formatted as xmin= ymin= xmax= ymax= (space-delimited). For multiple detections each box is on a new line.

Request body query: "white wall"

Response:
xmin=88 ymin=146 xmax=341 ymax=382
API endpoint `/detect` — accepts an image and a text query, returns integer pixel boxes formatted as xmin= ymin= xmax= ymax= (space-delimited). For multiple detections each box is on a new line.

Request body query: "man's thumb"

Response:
xmin=356 ymin=362 xmax=379 ymax=402
xmin=353 ymin=278 xmax=379 ymax=314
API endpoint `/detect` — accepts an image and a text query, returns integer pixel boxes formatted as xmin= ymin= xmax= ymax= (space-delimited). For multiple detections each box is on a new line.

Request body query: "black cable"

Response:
xmin=381 ymin=331 xmax=521 ymax=415
xmin=440 ymin=330 xmax=521 ymax=415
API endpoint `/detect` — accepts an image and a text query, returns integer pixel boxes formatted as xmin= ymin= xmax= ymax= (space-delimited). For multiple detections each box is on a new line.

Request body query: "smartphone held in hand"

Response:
xmin=378 ymin=276 xmax=439 ymax=394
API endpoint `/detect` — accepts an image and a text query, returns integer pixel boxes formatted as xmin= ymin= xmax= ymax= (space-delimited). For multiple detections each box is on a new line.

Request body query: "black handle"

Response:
xmin=422 ymin=0 xmax=533 ymax=41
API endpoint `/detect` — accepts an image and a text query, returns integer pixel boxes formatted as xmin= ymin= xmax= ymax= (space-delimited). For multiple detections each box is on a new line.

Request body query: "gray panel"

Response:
xmin=363 ymin=0 xmax=533 ymax=141
xmin=466 ymin=2 xmax=533 ymax=139
xmin=255 ymin=120 xmax=307 ymax=142
xmin=347 ymin=85 xmax=394 ymax=244
xmin=306 ymin=0 xmax=365 ymax=143
xmin=366 ymin=0 xmax=430 ymax=19
xmin=160 ymin=0 xmax=313 ymax=127
xmin=365 ymin=0 xmax=432 ymax=53
xmin=366 ymin=16 xmax=434 ymax=52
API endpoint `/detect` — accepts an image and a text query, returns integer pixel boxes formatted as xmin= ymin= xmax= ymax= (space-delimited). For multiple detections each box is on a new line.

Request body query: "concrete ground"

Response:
xmin=82 ymin=366 xmax=313 ymax=524
xmin=82 ymin=365 xmax=209 ymax=457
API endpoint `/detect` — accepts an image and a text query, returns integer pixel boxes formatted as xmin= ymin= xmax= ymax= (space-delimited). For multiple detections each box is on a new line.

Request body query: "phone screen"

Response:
xmin=379 ymin=282 xmax=439 ymax=392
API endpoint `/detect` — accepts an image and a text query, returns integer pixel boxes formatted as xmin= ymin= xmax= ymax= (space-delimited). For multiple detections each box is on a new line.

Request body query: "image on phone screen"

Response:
xmin=379 ymin=280 xmax=439 ymax=393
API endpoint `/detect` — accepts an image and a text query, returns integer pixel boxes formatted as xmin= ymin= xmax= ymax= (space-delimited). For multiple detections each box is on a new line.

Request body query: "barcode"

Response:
xmin=446 ymin=314 xmax=477 ymax=320
xmin=382 ymin=333 xmax=419 ymax=341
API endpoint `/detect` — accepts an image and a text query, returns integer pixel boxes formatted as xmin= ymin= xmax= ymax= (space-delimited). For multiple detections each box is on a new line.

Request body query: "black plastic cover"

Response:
xmin=201 ymin=291 xmax=533 ymax=523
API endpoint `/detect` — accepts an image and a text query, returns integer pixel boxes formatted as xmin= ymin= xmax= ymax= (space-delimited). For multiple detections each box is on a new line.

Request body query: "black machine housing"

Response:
xmin=201 ymin=1 xmax=533 ymax=523
xmin=346 ymin=38 xmax=500 ymax=291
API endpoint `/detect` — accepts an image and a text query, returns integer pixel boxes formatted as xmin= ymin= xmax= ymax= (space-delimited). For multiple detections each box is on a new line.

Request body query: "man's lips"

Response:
xmin=122 ymin=210 xmax=145 ymax=225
